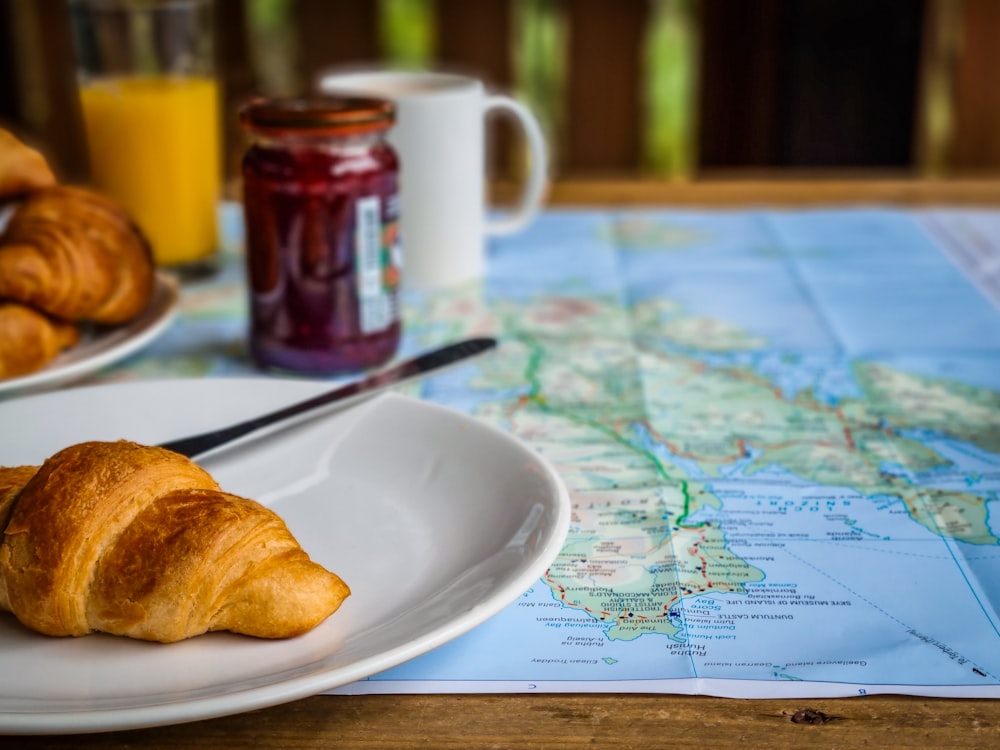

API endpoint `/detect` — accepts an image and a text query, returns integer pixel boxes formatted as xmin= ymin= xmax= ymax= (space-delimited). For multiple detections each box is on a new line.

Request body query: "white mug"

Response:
xmin=318 ymin=69 xmax=547 ymax=290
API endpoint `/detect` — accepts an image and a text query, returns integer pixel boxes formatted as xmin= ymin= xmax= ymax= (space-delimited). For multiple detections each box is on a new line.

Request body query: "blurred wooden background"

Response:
xmin=1 ymin=0 xmax=1000 ymax=189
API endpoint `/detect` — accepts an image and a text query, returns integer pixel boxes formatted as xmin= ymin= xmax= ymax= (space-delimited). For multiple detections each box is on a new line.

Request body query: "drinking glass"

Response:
xmin=70 ymin=0 xmax=221 ymax=275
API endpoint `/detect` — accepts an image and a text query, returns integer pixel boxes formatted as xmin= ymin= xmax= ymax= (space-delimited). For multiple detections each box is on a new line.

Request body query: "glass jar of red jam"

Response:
xmin=239 ymin=96 xmax=402 ymax=374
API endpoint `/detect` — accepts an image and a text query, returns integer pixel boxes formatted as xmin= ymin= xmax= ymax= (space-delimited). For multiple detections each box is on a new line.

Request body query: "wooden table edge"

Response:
xmin=17 ymin=692 xmax=1000 ymax=748
xmin=491 ymin=176 xmax=1000 ymax=207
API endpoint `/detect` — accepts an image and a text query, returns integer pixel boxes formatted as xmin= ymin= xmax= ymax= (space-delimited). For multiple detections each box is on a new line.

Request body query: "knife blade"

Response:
xmin=159 ymin=336 xmax=497 ymax=459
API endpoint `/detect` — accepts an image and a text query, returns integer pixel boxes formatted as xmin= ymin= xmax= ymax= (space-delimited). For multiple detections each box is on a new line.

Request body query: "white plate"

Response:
xmin=0 ymin=272 xmax=179 ymax=397
xmin=0 ymin=379 xmax=570 ymax=734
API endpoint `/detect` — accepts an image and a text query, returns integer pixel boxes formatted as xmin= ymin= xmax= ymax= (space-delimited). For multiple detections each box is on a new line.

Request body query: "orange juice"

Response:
xmin=79 ymin=76 xmax=220 ymax=267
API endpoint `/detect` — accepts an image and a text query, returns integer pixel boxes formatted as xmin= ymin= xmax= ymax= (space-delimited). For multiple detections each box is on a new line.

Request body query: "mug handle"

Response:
xmin=483 ymin=95 xmax=548 ymax=236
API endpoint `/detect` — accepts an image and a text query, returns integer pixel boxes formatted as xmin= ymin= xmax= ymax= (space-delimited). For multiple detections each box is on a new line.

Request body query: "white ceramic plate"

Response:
xmin=0 ymin=379 xmax=570 ymax=734
xmin=0 ymin=272 xmax=179 ymax=398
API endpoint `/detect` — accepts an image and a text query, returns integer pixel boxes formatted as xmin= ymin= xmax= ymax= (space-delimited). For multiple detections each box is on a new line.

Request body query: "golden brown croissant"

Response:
xmin=0 ymin=441 xmax=350 ymax=642
xmin=0 ymin=186 xmax=155 ymax=324
xmin=0 ymin=129 xmax=56 ymax=200
xmin=0 ymin=465 xmax=35 ymax=612
xmin=0 ymin=301 xmax=80 ymax=379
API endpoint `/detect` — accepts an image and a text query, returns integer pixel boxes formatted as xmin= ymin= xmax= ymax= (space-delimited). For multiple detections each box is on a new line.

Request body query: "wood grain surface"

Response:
xmin=537 ymin=176 xmax=1000 ymax=207
xmin=12 ymin=693 xmax=1000 ymax=749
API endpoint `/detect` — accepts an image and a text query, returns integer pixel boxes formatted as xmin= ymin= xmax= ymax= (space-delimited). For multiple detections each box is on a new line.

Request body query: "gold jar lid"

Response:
xmin=239 ymin=96 xmax=395 ymax=137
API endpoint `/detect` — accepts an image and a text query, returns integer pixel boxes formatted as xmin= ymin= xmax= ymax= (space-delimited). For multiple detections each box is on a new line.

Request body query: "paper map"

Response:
xmin=108 ymin=206 xmax=1000 ymax=698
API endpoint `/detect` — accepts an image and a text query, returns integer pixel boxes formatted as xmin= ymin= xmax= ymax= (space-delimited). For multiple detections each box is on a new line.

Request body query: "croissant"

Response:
xmin=0 ymin=302 xmax=80 ymax=379
xmin=0 ymin=186 xmax=155 ymax=324
xmin=0 ymin=441 xmax=350 ymax=642
xmin=0 ymin=129 xmax=56 ymax=200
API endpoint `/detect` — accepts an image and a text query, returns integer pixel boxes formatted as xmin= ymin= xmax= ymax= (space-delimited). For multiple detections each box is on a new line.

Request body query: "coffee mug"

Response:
xmin=318 ymin=69 xmax=547 ymax=290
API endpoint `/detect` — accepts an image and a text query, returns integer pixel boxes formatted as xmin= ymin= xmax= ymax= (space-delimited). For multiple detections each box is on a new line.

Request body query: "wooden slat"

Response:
xmin=435 ymin=0 xmax=514 ymax=176
xmin=950 ymin=0 xmax=1000 ymax=170
xmin=563 ymin=0 xmax=649 ymax=173
xmin=1 ymin=0 xmax=87 ymax=182
xmin=294 ymin=0 xmax=380 ymax=92
xmin=0 ymin=1 xmax=19 ymax=133
xmin=37 ymin=0 xmax=87 ymax=181
xmin=435 ymin=0 xmax=512 ymax=84
xmin=215 ymin=0 xmax=255 ymax=187
xmin=697 ymin=0 xmax=783 ymax=167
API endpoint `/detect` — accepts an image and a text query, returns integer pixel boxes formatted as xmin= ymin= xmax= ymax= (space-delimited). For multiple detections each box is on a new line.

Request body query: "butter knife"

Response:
xmin=159 ymin=336 xmax=497 ymax=459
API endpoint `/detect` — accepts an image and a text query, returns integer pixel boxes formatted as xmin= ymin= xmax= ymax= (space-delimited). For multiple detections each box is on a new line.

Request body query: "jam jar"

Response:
xmin=239 ymin=96 xmax=402 ymax=374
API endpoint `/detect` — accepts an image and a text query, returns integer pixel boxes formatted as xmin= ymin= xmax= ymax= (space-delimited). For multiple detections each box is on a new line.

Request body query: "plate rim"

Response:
xmin=0 ymin=271 xmax=179 ymax=397
xmin=0 ymin=380 xmax=571 ymax=734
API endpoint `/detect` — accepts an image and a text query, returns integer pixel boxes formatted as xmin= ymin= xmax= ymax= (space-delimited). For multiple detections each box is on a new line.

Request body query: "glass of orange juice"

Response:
xmin=70 ymin=0 xmax=220 ymax=276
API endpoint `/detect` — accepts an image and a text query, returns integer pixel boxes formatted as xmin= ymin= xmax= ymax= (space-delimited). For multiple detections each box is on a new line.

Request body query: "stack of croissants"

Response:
xmin=0 ymin=130 xmax=350 ymax=643
xmin=0 ymin=128 xmax=155 ymax=379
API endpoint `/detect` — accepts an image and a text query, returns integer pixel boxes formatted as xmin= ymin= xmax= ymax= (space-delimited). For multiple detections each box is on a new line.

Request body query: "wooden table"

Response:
xmin=15 ymin=178 xmax=1000 ymax=749
xmin=533 ymin=174 xmax=1000 ymax=208
xmin=15 ymin=693 xmax=1000 ymax=749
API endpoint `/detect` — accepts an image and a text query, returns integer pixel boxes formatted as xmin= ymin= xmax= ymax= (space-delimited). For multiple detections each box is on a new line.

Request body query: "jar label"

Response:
xmin=355 ymin=195 xmax=400 ymax=334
